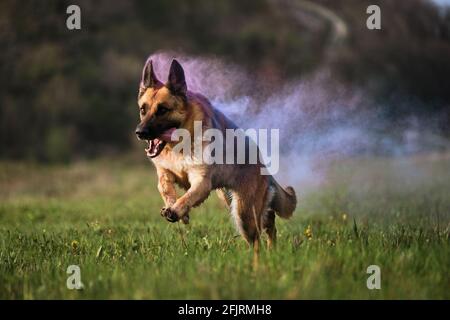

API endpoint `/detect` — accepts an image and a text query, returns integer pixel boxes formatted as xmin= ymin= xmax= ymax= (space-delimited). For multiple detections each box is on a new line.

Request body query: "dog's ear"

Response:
xmin=141 ymin=59 xmax=161 ymax=88
xmin=167 ymin=59 xmax=187 ymax=96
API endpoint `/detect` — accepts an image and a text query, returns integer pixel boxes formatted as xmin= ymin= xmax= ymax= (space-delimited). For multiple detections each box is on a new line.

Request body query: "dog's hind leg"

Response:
xmin=230 ymin=180 xmax=270 ymax=269
xmin=230 ymin=194 xmax=261 ymax=246
xmin=216 ymin=188 xmax=232 ymax=209
xmin=262 ymin=209 xmax=276 ymax=249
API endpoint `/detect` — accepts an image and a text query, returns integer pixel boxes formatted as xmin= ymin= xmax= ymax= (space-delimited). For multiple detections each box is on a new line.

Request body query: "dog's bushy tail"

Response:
xmin=270 ymin=178 xmax=297 ymax=219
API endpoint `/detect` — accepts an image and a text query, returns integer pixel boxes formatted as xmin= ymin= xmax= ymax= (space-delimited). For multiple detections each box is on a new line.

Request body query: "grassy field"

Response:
xmin=0 ymin=154 xmax=448 ymax=299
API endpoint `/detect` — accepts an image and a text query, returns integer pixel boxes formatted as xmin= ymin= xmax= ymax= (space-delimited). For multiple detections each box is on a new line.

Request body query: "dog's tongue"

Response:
xmin=159 ymin=127 xmax=177 ymax=142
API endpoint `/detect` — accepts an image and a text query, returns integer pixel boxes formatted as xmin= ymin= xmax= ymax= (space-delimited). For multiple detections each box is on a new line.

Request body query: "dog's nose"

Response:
xmin=135 ymin=125 xmax=149 ymax=139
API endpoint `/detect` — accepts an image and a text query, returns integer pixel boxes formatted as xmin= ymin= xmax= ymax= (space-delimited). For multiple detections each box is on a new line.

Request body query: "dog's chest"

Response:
xmin=152 ymin=151 xmax=200 ymax=186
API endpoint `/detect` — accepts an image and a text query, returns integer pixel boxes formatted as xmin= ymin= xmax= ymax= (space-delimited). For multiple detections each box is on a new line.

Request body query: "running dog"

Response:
xmin=135 ymin=58 xmax=296 ymax=249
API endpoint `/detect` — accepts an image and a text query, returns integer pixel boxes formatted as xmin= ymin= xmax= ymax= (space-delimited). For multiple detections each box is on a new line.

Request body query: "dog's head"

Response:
xmin=135 ymin=59 xmax=188 ymax=158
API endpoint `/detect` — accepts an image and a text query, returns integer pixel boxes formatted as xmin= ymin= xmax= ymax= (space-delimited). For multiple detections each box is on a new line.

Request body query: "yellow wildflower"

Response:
xmin=304 ymin=225 xmax=313 ymax=239
xmin=71 ymin=240 xmax=79 ymax=250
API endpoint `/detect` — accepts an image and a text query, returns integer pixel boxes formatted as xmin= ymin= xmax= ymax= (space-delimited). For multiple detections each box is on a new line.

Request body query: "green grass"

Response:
xmin=0 ymin=155 xmax=449 ymax=299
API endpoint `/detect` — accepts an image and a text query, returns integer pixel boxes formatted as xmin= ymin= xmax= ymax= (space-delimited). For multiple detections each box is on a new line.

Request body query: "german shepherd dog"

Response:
xmin=135 ymin=58 xmax=296 ymax=251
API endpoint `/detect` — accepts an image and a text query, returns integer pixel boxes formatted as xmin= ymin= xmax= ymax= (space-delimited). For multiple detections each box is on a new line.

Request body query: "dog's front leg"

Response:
xmin=156 ymin=167 xmax=177 ymax=208
xmin=161 ymin=173 xmax=211 ymax=224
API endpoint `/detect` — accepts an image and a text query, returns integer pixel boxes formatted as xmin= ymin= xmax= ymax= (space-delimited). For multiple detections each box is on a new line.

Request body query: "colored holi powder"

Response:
xmin=145 ymin=52 xmax=450 ymax=190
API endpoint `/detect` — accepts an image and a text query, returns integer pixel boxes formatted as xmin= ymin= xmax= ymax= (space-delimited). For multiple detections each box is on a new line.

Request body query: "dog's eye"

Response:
xmin=156 ymin=104 xmax=170 ymax=116
xmin=139 ymin=104 xmax=148 ymax=115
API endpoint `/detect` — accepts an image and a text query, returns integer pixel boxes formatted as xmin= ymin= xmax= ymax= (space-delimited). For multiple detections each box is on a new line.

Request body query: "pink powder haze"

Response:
xmin=144 ymin=51 xmax=450 ymax=191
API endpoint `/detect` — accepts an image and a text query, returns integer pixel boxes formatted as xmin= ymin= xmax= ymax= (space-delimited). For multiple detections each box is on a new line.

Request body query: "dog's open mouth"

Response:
xmin=145 ymin=139 xmax=167 ymax=158
xmin=145 ymin=127 xmax=177 ymax=158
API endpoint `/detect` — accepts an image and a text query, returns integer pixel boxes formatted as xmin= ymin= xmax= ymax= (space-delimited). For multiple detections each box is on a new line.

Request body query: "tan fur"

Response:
xmin=136 ymin=59 xmax=297 ymax=249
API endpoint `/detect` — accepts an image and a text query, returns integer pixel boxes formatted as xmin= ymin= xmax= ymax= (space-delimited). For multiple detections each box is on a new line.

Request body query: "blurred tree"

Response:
xmin=0 ymin=0 xmax=449 ymax=161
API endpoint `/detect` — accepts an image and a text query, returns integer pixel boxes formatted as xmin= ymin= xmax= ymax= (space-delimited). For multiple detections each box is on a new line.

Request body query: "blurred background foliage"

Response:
xmin=0 ymin=0 xmax=449 ymax=162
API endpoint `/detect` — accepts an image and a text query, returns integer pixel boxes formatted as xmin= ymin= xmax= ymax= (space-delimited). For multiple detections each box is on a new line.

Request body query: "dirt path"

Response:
xmin=271 ymin=0 xmax=349 ymax=57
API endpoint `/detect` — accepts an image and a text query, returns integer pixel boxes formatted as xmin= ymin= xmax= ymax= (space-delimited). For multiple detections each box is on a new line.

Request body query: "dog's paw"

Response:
xmin=181 ymin=214 xmax=190 ymax=225
xmin=160 ymin=207 xmax=179 ymax=223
